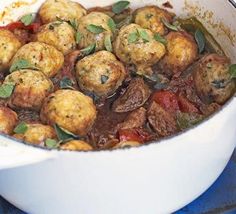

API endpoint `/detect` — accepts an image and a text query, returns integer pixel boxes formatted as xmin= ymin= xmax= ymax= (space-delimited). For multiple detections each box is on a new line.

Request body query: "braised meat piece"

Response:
xmin=147 ymin=101 xmax=178 ymax=137
xmin=116 ymin=107 xmax=147 ymax=130
xmin=112 ymin=78 xmax=151 ymax=112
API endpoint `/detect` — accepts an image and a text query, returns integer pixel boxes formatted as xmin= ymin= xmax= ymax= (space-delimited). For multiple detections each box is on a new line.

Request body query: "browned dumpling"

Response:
xmin=40 ymin=90 xmax=97 ymax=136
xmin=114 ymin=24 xmax=166 ymax=75
xmin=11 ymin=42 xmax=64 ymax=77
xmin=39 ymin=0 xmax=87 ymax=24
xmin=0 ymin=107 xmax=18 ymax=135
xmin=76 ymin=51 xmax=126 ymax=96
xmin=193 ymin=54 xmax=236 ymax=104
xmin=36 ymin=21 xmax=76 ymax=55
xmin=159 ymin=31 xmax=198 ymax=77
xmin=60 ymin=140 xmax=93 ymax=151
xmin=134 ymin=5 xmax=174 ymax=35
xmin=77 ymin=12 xmax=113 ymax=51
xmin=0 ymin=29 xmax=22 ymax=72
xmin=4 ymin=70 xmax=54 ymax=110
xmin=13 ymin=123 xmax=56 ymax=145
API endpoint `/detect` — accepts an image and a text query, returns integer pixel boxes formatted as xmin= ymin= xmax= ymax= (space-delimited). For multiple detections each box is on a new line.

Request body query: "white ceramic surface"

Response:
xmin=0 ymin=0 xmax=236 ymax=213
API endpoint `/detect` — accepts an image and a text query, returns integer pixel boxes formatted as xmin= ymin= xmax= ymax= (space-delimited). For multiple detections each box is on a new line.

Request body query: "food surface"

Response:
xmin=0 ymin=0 xmax=235 ymax=151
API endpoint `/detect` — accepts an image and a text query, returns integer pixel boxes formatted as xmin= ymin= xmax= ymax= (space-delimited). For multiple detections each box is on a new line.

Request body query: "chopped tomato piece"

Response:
xmin=151 ymin=91 xmax=179 ymax=114
xmin=118 ymin=128 xmax=151 ymax=143
xmin=151 ymin=90 xmax=200 ymax=114
xmin=0 ymin=22 xmax=41 ymax=33
xmin=177 ymin=95 xmax=200 ymax=114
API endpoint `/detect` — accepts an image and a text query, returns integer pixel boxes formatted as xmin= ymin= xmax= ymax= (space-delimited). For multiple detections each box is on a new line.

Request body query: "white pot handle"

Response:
xmin=0 ymin=136 xmax=57 ymax=170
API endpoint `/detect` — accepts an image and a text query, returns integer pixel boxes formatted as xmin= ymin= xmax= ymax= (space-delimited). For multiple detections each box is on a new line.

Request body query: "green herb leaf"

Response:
xmin=20 ymin=14 xmax=34 ymax=26
xmin=112 ymin=1 xmax=130 ymax=14
xmin=107 ymin=18 xmax=116 ymax=32
xmin=45 ymin=138 xmax=58 ymax=149
xmin=54 ymin=124 xmax=77 ymax=142
xmin=161 ymin=18 xmax=179 ymax=31
xmin=14 ymin=122 xmax=28 ymax=134
xmin=69 ymin=19 xmax=78 ymax=30
xmin=176 ymin=112 xmax=203 ymax=130
xmin=0 ymin=83 xmax=15 ymax=98
xmin=80 ymin=43 xmax=96 ymax=56
xmin=195 ymin=29 xmax=205 ymax=53
xmin=229 ymin=64 xmax=236 ymax=79
xmin=87 ymin=24 xmax=106 ymax=34
xmin=101 ymin=75 xmax=109 ymax=84
xmin=60 ymin=77 xmax=74 ymax=89
xmin=128 ymin=31 xmax=139 ymax=44
xmin=138 ymin=29 xmax=150 ymax=42
xmin=75 ymin=31 xmax=82 ymax=44
xmin=10 ymin=59 xmax=39 ymax=73
xmin=154 ymin=33 xmax=167 ymax=45
xmin=104 ymin=35 xmax=113 ymax=52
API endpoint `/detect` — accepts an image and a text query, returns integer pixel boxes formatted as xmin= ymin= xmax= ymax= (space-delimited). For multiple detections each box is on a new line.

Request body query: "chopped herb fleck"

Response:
xmin=101 ymin=75 xmax=109 ymax=84
xmin=0 ymin=83 xmax=15 ymax=98
xmin=128 ymin=31 xmax=139 ymax=44
xmin=45 ymin=138 xmax=58 ymax=149
xmin=10 ymin=59 xmax=39 ymax=73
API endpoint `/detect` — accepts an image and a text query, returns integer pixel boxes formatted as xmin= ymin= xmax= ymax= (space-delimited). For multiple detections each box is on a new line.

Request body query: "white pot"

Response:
xmin=0 ymin=0 xmax=236 ymax=213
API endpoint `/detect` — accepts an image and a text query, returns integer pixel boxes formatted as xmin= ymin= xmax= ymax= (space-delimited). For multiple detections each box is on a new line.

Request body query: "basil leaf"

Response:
xmin=80 ymin=43 xmax=96 ymax=56
xmin=195 ymin=29 xmax=205 ymax=53
xmin=20 ymin=14 xmax=34 ymax=26
xmin=138 ymin=29 xmax=150 ymax=42
xmin=14 ymin=122 xmax=28 ymax=134
xmin=161 ymin=18 xmax=179 ymax=31
xmin=45 ymin=138 xmax=58 ymax=149
xmin=128 ymin=31 xmax=138 ymax=44
xmin=229 ymin=64 xmax=236 ymax=79
xmin=54 ymin=124 xmax=77 ymax=142
xmin=75 ymin=31 xmax=82 ymax=44
xmin=87 ymin=24 xmax=106 ymax=34
xmin=112 ymin=1 xmax=130 ymax=14
xmin=104 ymin=35 xmax=113 ymax=52
xmin=10 ymin=59 xmax=39 ymax=73
xmin=60 ymin=77 xmax=74 ymax=89
xmin=107 ymin=18 xmax=116 ymax=32
xmin=101 ymin=75 xmax=109 ymax=84
xmin=0 ymin=83 xmax=15 ymax=98
xmin=154 ymin=33 xmax=167 ymax=45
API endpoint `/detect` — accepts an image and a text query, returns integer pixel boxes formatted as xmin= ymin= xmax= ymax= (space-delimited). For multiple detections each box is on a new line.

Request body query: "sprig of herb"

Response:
xmin=14 ymin=122 xmax=28 ymax=134
xmin=20 ymin=14 xmax=34 ymax=26
xmin=101 ymin=75 xmax=109 ymax=84
xmin=112 ymin=1 xmax=130 ymax=14
xmin=154 ymin=33 xmax=167 ymax=45
xmin=161 ymin=18 xmax=179 ymax=31
xmin=54 ymin=124 xmax=78 ymax=142
xmin=80 ymin=43 xmax=96 ymax=56
xmin=10 ymin=59 xmax=39 ymax=73
xmin=128 ymin=29 xmax=150 ymax=44
xmin=87 ymin=24 xmax=106 ymax=34
xmin=195 ymin=29 xmax=205 ymax=53
xmin=108 ymin=18 xmax=116 ymax=32
xmin=0 ymin=83 xmax=15 ymax=98
xmin=104 ymin=35 xmax=113 ymax=52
